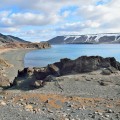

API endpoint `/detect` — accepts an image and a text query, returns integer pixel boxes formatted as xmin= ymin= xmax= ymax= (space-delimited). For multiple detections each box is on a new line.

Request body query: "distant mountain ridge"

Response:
xmin=0 ymin=33 xmax=30 ymax=45
xmin=48 ymin=33 xmax=120 ymax=44
xmin=0 ymin=33 xmax=51 ymax=49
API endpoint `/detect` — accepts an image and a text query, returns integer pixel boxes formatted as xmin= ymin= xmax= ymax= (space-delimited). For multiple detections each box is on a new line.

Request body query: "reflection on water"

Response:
xmin=24 ymin=44 xmax=120 ymax=67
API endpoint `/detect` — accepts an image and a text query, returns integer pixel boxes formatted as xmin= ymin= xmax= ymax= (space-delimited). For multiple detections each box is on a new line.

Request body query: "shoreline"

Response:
xmin=0 ymin=48 xmax=35 ymax=82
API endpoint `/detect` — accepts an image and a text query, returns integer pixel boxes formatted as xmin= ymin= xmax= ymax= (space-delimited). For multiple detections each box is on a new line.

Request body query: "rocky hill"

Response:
xmin=48 ymin=33 xmax=120 ymax=44
xmin=0 ymin=33 xmax=29 ymax=45
xmin=0 ymin=33 xmax=51 ymax=49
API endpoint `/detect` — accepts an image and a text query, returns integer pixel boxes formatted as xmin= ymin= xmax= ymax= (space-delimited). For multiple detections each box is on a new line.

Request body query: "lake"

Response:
xmin=24 ymin=44 xmax=120 ymax=67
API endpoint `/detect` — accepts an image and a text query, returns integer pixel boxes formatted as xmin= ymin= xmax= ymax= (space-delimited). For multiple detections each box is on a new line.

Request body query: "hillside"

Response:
xmin=0 ymin=33 xmax=51 ymax=49
xmin=48 ymin=33 xmax=120 ymax=44
xmin=0 ymin=33 xmax=29 ymax=45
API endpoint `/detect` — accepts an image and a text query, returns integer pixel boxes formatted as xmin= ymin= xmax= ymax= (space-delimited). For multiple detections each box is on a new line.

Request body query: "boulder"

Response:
xmin=44 ymin=75 xmax=56 ymax=82
xmin=27 ymin=68 xmax=34 ymax=76
xmin=31 ymin=80 xmax=45 ymax=88
xmin=34 ymin=67 xmax=49 ymax=80
xmin=18 ymin=68 xmax=28 ymax=77
xmin=98 ymin=81 xmax=109 ymax=86
xmin=48 ymin=64 xmax=60 ymax=76
xmin=102 ymin=68 xmax=111 ymax=75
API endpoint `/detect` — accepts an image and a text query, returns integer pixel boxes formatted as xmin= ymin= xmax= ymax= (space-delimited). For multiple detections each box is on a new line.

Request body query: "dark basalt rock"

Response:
xmin=18 ymin=56 xmax=120 ymax=78
xmin=54 ymin=56 xmax=120 ymax=75
xmin=12 ymin=56 xmax=120 ymax=89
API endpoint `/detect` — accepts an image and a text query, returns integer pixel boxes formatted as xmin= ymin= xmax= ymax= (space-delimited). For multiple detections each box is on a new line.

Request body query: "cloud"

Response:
xmin=0 ymin=0 xmax=120 ymax=41
xmin=0 ymin=11 xmax=63 ymax=27
xmin=56 ymin=21 xmax=101 ymax=32
xmin=11 ymin=12 xmax=61 ymax=26
xmin=0 ymin=27 xmax=20 ymax=33
xmin=76 ymin=0 xmax=120 ymax=29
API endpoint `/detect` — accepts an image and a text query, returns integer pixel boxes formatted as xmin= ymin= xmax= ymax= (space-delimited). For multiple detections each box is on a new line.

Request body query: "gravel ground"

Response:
xmin=0 ymin=50 xmax=120 ymax=120
xmin=0 ymin=71 xmax=120 ymax=120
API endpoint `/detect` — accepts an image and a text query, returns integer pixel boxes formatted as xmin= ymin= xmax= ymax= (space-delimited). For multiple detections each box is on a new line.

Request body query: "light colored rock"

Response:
xmin=65 ymin=118 xmax=70 ymax=120
xmin=107 ymin=109 xmax=113 ymax=113
xmin=0 ymin=100 xmax=6 ymax=106
xmin=25 ymin=104 xmax=33 ymax=111
xmin=105 ymin=114 xmax=110 ymax=118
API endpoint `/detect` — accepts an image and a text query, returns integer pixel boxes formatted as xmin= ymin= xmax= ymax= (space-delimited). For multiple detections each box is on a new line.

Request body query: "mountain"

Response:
xmin=0 ymin=33 xmax=51 ymax=49
xmin=0 ymin=33 xmax=30 ymax=45
xmin=48 ymin=33 xmax=120 ymax=44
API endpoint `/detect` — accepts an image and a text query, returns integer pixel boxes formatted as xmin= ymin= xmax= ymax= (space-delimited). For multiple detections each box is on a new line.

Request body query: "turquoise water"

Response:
xmin=24 ymin=44 xmax=120 ymax=67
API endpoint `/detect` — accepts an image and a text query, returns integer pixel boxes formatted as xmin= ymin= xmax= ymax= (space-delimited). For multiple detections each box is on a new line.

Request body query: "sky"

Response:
xmin=0 ymin=0 xmax=120 ymax=42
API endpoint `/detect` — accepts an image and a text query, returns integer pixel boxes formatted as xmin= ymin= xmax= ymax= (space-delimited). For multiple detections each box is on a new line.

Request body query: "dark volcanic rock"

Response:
xmin=54 ymin=56 xmax=120 ymax=75
xmin=17 ymin=56 xmax=120 ymax=78
xmin=12 ymin=56 xmax=120 ymax=89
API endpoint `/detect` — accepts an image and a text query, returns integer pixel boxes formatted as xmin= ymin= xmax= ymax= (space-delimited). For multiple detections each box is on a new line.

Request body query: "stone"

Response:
xmin=31 ymin=80 xmax=45 ymax=88
xmin=91 ymin=115 xmax=95 ymax=118
xmin=44 ymin=75 xmax=56 ymax=82
xmin=65 ymin=118 xmax=70 ymax=120
xmin=27 ymin=68 xmax=34 ymax=76
xmin=0 ymin=95 xmax=4 ymax=100
xmin=25 ymin=104 xmax=33 ymax=110
xmin=33 ymin=108 xmax=39 ymax=113
xmin=47 ymin=109 xmax=53 ymax=113
xmin=98 ymin=112 xmax=103 ymax=116
xmin=98 ymin=81 xmax=108 ymax=86
xmin=19 ymin=99 xmax=24 ymax=102
xmin=48 ymin=64 xmax=60 ymax=76
xmin=106 ymin=109 xmax=113 ymax=113
xmin=102 ymin=68 xmax=111 ymax=75
xmin=0 ymin=100 xmax=6 ymax=106
xmin=105 ymin=114 xmax=110 ymax=118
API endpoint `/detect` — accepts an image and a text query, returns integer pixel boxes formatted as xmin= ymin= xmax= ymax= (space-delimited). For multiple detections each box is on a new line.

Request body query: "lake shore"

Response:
xmin=0 ymin=49 xmax=35 ymax=82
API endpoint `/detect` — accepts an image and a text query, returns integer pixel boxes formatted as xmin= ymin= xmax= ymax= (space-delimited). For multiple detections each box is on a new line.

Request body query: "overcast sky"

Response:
xmin=0 ymin=0 xmax=120 ymax=42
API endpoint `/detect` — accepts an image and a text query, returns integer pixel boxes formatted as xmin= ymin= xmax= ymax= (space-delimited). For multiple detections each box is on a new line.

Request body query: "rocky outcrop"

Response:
xmin=54 ymin=56 xmax=120 ymax=75
xmin=12 ymin=56 xmax=120 ymax=88
xmin=48 ymin=33 xmax=120 ymax=44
